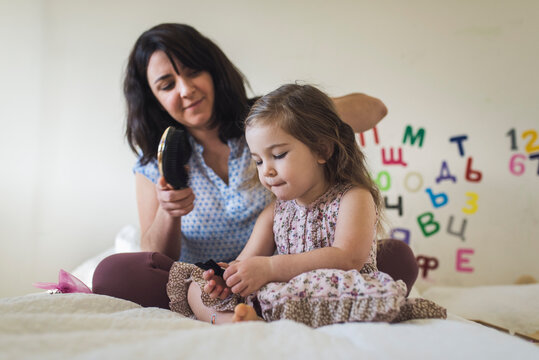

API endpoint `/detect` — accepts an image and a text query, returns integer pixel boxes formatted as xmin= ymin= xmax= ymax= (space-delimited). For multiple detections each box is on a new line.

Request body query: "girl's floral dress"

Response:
xmin=167 ymin=183 xmax=446 ymax=327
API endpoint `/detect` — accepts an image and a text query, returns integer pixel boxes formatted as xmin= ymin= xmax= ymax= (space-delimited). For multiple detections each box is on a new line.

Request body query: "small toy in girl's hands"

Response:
xmin=33 ymin=269 xmax=92 ymax=294
xmin=195 ymin=259 xmax=225 ymax=277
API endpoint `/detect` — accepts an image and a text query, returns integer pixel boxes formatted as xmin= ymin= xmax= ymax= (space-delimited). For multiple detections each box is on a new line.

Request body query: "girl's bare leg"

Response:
xmin=188 ymin=282 xmax=263 ymax=324
xmin=187 ymin=281 xmax=235 ymax=324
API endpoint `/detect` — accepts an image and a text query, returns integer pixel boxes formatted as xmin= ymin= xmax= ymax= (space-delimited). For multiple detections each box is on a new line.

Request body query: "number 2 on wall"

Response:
xmin=522 ymin=130 xmax=539 ymax=154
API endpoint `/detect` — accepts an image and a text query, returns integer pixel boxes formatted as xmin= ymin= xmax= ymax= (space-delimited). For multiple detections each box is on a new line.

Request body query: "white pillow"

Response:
xmin=421 ymin=284 xmax=539 ymax=335
xmin=71 ymin=247 xmax=114 ymax=290
xmin=114 ymin=224 xmax=141 ymax=253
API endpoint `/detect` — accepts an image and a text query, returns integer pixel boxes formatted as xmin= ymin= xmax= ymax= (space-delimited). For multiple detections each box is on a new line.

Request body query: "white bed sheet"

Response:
xmin=421 ymin=283 xmax=539 ymax=336
xmin=1 ymin=292 xmax=537 ymax=360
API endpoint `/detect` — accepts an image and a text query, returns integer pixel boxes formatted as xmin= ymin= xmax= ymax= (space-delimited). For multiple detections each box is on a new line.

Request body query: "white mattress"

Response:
xmin=1 ymin=292 xmax=537 ymax=360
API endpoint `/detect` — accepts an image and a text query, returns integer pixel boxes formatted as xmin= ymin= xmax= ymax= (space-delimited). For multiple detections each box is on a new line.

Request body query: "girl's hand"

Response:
xmin=156 ymin=177 xmax=195 ymax=217
xmin=203 ymin=262 xmax=231 ymax=299
xmin=223 ymin=257 xmax=272 ymax=297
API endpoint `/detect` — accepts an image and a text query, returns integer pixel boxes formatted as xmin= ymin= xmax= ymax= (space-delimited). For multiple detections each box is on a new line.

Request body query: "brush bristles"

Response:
xmin=160 ymin=126 xmax=191 ymax=189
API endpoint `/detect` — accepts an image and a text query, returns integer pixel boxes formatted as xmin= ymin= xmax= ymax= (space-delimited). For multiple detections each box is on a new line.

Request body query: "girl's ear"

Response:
xmin=317 ymin=142 xmax=334 ymax=164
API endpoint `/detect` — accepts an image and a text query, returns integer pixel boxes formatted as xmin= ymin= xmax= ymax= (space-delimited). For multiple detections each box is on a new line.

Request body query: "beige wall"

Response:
xmin=1 ymin=0 xmax=538 ymax=297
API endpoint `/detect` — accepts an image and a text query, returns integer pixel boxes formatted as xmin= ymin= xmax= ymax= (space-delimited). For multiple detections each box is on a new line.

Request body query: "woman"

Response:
xmin=93 ymin=23 xmax=417 ymax=309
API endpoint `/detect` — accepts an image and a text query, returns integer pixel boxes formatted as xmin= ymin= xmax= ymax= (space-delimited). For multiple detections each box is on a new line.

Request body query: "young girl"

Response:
xmin=166 ymin=84 xmax=445 ymax=327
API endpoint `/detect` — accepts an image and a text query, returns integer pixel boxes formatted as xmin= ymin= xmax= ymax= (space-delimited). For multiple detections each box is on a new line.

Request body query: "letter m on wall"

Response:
xmin=403 ymin=125 xmax=426 ymax=148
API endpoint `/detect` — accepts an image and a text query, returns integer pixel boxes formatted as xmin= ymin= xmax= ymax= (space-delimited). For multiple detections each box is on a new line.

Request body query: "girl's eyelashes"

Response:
xmin=252 ymin=152 xmax=288 ymax=166
xmin=274 ymin=152 xmax=287 ymax=159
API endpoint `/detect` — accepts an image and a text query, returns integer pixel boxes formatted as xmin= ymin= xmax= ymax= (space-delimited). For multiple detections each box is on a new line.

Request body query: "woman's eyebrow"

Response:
xmin=153 ymin=74 xmax=173 ymax=84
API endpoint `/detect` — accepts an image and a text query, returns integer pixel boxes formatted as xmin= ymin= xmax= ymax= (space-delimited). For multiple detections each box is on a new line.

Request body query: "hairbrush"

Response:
xmin=195 ymin=259 xmax=225 ymax=277
xmin=157 ymin=126 xmax=191 ymax=189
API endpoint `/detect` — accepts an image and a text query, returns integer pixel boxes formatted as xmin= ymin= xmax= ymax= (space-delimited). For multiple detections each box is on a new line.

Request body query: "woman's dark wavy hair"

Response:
xmin=245 ymin=84 xmax=385 ymax=235
xmin=125 ymin=23 xmax=251 ymax=164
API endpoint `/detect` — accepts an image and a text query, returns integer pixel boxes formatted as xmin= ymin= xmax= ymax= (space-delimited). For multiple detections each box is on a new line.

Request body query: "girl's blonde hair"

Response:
xmin=245 ymin=84 xmax=385 ymax=235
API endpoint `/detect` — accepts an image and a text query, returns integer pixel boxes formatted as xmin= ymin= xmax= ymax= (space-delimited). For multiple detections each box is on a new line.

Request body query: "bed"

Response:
xmin=1 ymin=291 xmax=537 ymax=359
xmin=1 ymin=226 xmax=537 ymax=359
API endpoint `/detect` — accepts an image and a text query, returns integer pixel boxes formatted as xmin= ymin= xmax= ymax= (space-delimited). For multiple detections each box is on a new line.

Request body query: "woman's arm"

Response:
xmin=332 ymin=93 xmax=388 ymax=133
xmin=135 ymin=173 xmax=195 ymax=259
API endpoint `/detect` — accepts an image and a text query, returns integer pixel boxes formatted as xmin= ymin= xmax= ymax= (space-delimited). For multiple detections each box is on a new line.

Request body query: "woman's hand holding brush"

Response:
xmin=155 ymin=176 xmax=195 ymax=218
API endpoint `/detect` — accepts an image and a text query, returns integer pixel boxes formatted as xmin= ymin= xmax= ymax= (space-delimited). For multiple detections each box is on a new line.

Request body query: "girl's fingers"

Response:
xmin=223 ymin=266 xmax=236 ymax=280
xmin=225 ymin=274 xmax=239 ymax=288
xmin=231 ymin=282 xmax=247 ymax=295
xmin=210 ymin=285 xmax=223 ymax=298
xmin=204 ymin=280 xmax=216 ymax=294
xmin=203 ymin=269 xmax=214 ymax=280
xmin=203 ymin=272 xmax=230 ymax=299
xmin=219 ymin=288 xmax=230 ymax=300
